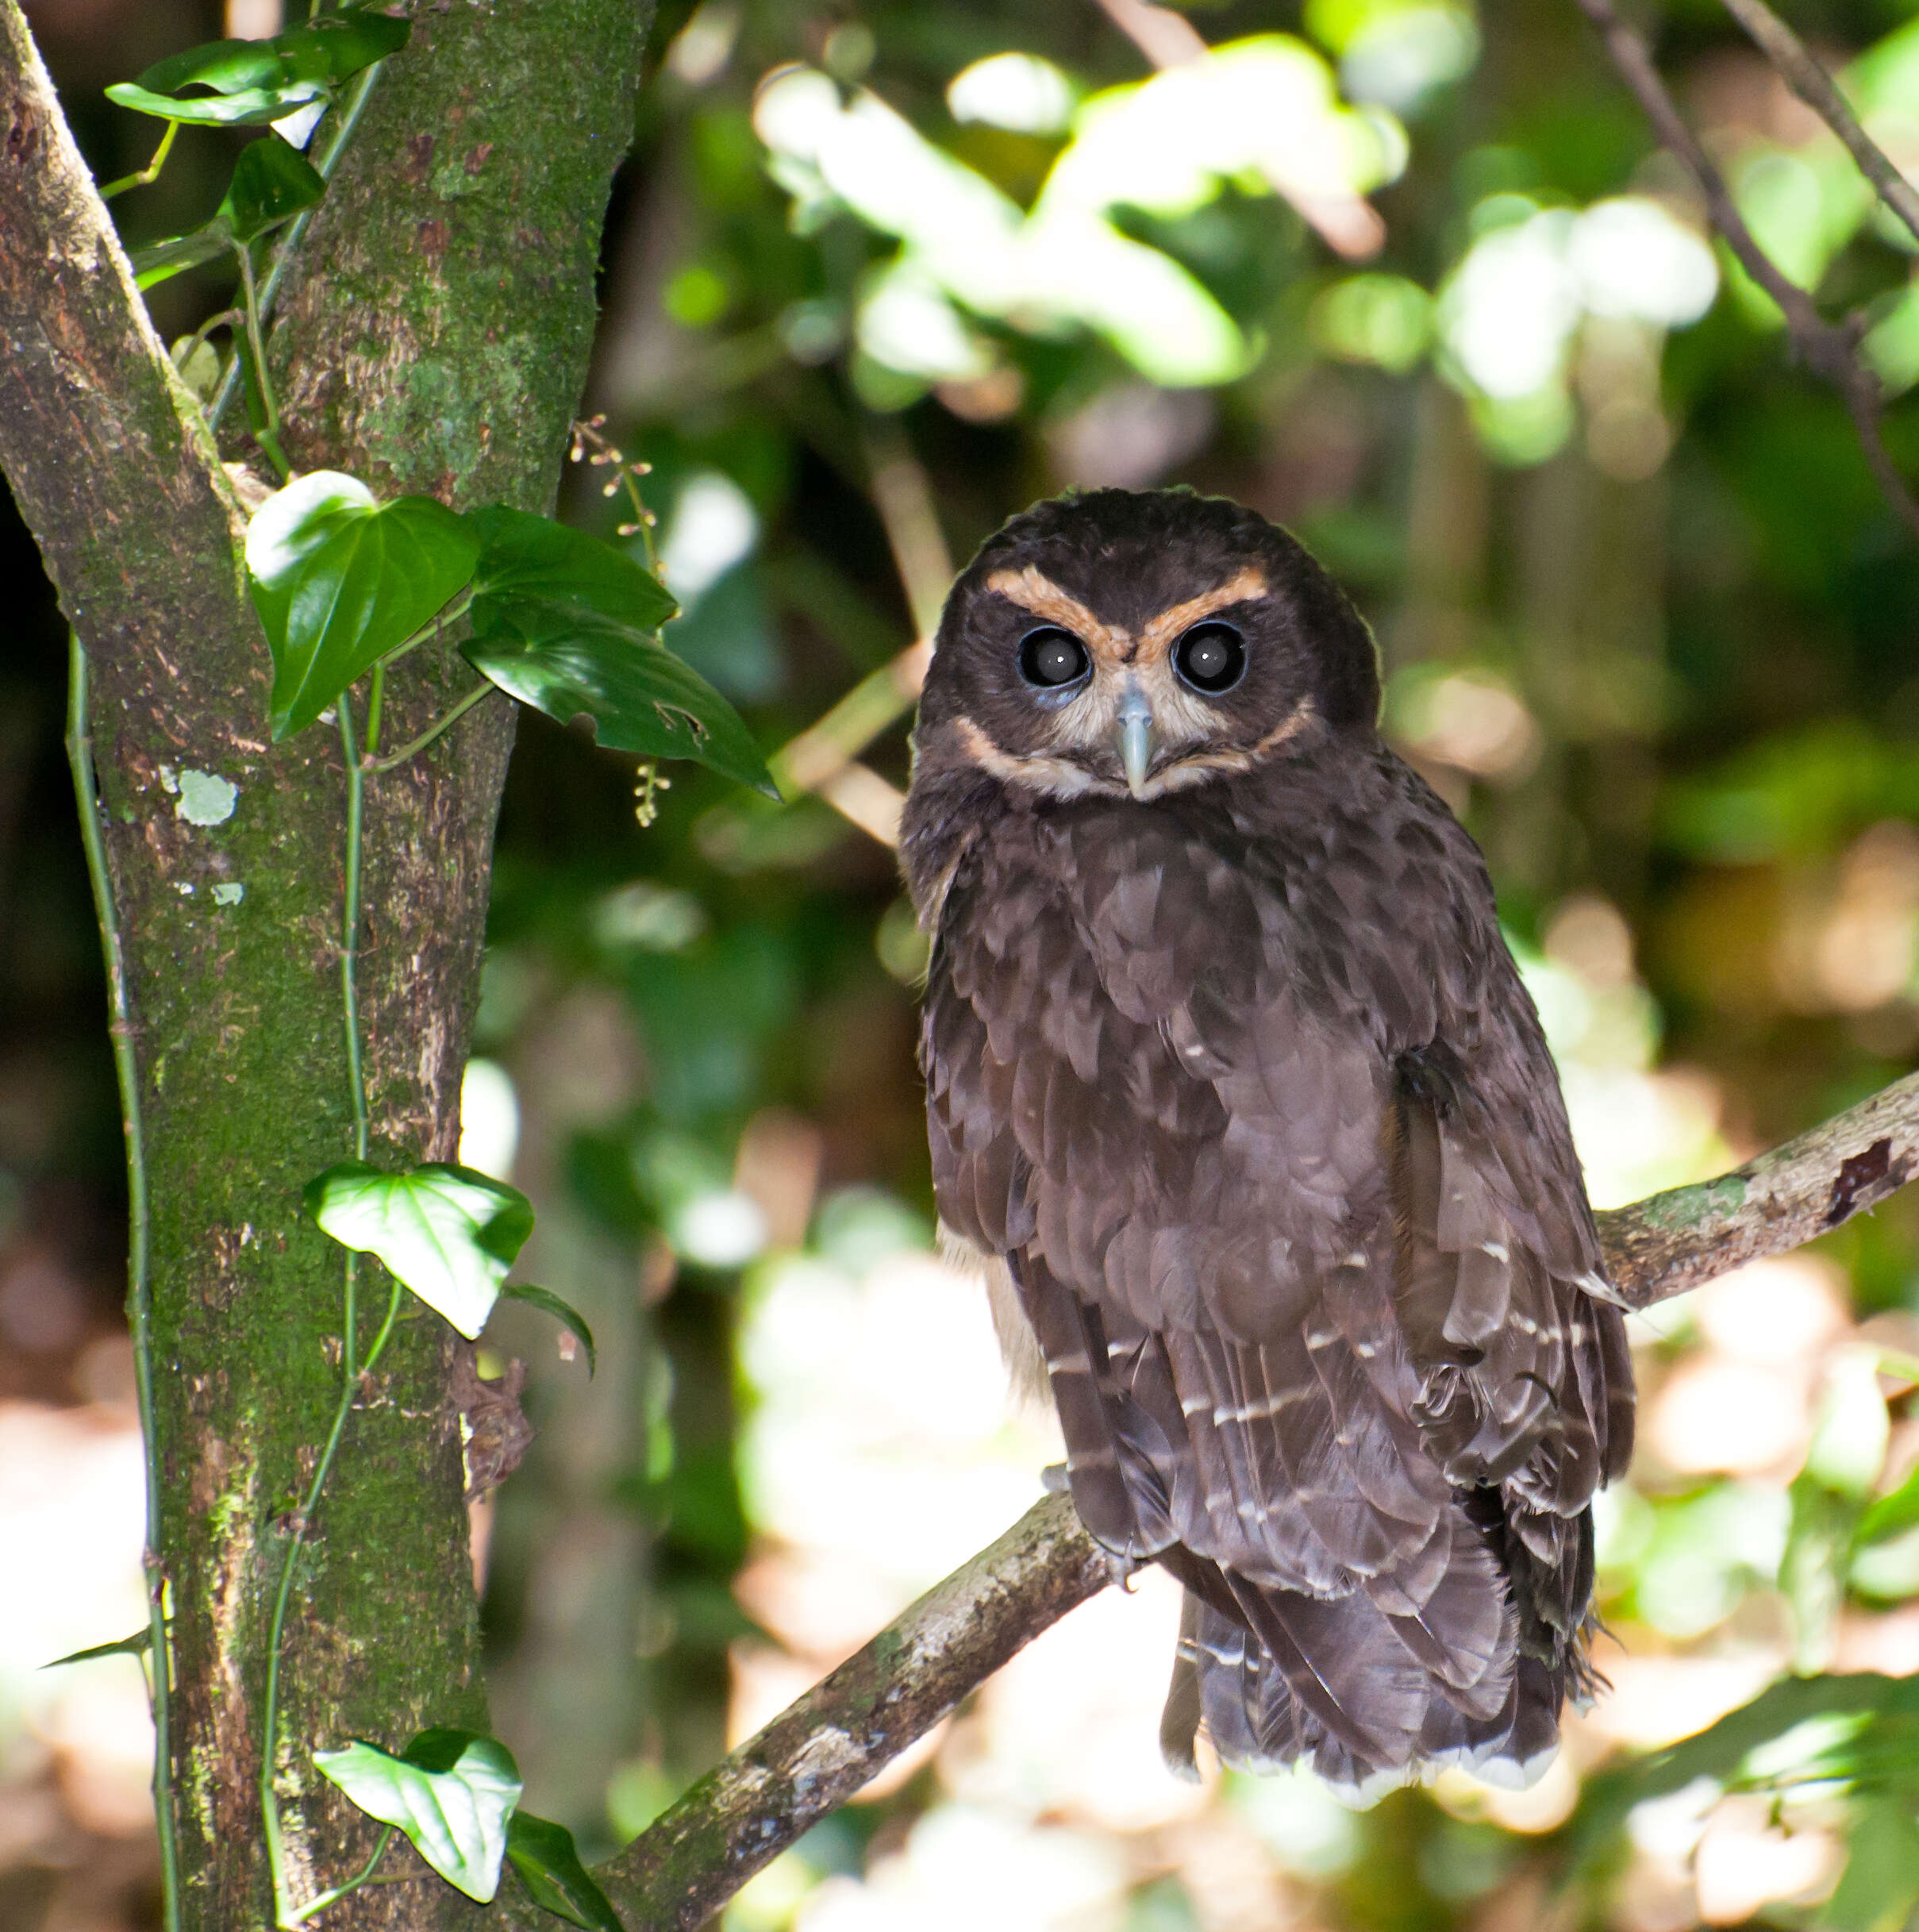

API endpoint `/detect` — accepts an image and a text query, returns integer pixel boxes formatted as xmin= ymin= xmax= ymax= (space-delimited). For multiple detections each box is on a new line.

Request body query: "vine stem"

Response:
xmin=261 ymin=685 xmax=394 ymax=1929
xmin=98 ymin=117 xmax=178 ymax=200
xmin=64 ymin=635 xmax=182 ymax=1932
xmin=364 ymin=679 xmax=494 ymax=773
xmin=235 ymin=243 xmax=292 ymax=481
xmin=207 ymin=61 xmax=384 ymax=433
xmin=285 ymin=1825 xmax=394 ymax=1924
xmin=340 ymin=683 xmax=371 ymax=1164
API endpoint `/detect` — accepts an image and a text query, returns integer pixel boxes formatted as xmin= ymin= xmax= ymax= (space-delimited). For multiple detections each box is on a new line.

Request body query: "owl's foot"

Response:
xmin=1040 ymin=1461 xmax=1070 ymax=1493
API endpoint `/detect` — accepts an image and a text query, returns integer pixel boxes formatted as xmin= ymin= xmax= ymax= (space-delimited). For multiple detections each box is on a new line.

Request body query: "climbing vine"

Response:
xmin=63 ymin=10 xmax=779 ymax=1926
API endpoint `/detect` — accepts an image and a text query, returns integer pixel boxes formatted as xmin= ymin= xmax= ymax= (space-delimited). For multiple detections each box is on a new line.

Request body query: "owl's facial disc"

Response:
xmin=976 ymin=564 xmax=1290 ymax=799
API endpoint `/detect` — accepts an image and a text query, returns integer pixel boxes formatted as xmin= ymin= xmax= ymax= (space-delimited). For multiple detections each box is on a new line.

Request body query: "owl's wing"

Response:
xmin=923 ymin=779 xmax=1629 ymax=1782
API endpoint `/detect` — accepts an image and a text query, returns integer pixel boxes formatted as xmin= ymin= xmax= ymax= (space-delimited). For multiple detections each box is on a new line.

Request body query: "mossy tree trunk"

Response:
xmin=0 ymin=2 xmax=649 ymax=1924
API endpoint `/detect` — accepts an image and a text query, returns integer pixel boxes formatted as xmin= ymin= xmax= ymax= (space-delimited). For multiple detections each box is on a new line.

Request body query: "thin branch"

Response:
xmin=767 ymin=642 xmax=929 ymax=837
xmin=816 ymin=760 xmax=906 ymax=847
xmin=576 ymin=1068 xmax=1919 ymax=1928
xmin=66 ymin=636 xmax=181 ymax=1932
xmin=205 ymin=60 xmax=385 ymax=433
xmin=1717 ymin=0 xmax=1919 ymax=252
xmin=1571 ymin=0 xmax=1919 ymax=544
xmin=859 ymin=417 xmax=954 ymax=645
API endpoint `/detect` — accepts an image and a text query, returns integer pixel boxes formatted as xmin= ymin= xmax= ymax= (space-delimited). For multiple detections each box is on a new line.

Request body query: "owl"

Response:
xmin=900 ymin=488 xmax=1634 ymax=1795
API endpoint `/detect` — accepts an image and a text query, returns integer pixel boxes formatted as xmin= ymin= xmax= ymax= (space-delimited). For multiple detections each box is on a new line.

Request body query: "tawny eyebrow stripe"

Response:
xmin=985 ymin=567 xmax=1130 ymax=665
xmin=985 ymin=564 xmax=1269 ymax=670
xmin=1136 ymin=567 xmax=1268 ymax=661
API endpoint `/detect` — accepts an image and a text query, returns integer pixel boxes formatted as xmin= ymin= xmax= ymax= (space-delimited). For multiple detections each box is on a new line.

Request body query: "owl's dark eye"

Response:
xmin=1172 ymin=622 xmax=1245 ymax=695
xmin=1018 ymin=626 xmax=1090 ymax=690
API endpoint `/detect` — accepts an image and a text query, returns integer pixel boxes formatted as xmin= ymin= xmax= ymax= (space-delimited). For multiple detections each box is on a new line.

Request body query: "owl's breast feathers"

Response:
xmin=903 ymin=734 xmax=1634 ymax=1795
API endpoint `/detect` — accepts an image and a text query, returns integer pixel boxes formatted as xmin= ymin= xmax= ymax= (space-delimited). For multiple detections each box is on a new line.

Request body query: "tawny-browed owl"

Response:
xmin=901 ymin=488 xmax=1634 ymax=1795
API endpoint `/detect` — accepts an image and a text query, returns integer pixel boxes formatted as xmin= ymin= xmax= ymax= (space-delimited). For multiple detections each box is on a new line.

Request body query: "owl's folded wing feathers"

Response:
xmin=923 ymin=775 xmax=1629 ymax=1780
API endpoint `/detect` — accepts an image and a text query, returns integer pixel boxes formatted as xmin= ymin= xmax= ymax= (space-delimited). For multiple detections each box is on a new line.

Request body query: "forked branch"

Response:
xmin=1570 ymin=0 xmax=1919 ymax=543
xmin=1717 ymin=0 xmax=1919 ymax=252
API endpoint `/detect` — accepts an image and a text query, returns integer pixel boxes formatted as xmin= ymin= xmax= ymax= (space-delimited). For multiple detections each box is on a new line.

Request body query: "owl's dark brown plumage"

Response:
xmin=901 ymin=488 xmax=1634 ymax=1795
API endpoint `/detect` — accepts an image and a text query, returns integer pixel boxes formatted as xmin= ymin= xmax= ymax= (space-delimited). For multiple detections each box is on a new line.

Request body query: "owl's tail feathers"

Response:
xmin=1158 ymin=1559 xmax=1581 ymax=1799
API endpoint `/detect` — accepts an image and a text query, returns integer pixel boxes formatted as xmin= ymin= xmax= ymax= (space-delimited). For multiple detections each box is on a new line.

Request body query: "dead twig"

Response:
xmin=1571 ymin=0 xmax=1919 ymax=544
xmin=1717 ymin=0 xmax=1919 ymax=251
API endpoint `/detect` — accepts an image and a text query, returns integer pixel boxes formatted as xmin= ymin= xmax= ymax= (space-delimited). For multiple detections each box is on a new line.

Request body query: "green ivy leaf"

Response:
xmin=131 ymin=224 xmax=234 ymax=291
xmin=132 ymin=137 xmax=327 ymax=291
xmin=106 ymin=75 xmax=325 ymax=129
xmin=246 ymin=471 xmax=480 ymax=741
xmin=313 ymin=1729 xmax=521 ymax=1904
xmin=222 ymin=135 xmax=326 ymax=244
xmin=463 ymin=507 xmax=776 ymax=798
xmin=505 ymin=1812 xmax=625 ymax=1930
xmin=498 ymin=1284 xmax=597 ymax=1378
xmin=44 ymin=1628 xmax=152 ymax=1669
xmin=305 ymin=1161 xmax=534 ymax=1339
xmin=106 ymin=11 xmax=407 ymax=125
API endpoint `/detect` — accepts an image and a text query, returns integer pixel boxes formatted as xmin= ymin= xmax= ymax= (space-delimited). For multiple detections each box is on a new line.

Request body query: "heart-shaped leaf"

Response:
xmin=131 ymin=222 xmax=234 ymax=290
xmin=469 ymin=506 xmax=677 ymax=633
xmin=222 ymin=135 xmax=325 ymax=244
xmin=246 ymin=472 xmax=480 ymax=741
xmin=305 ymin=1161 xmax=534 ymax=1339
xmin=106 ymin=75 xmax=325 ymax=128
xmin=463 ymin=507 xmax=775 ymax=798
xmin=132 ymin=137 xmax=326 ymax=291
xmin=106 ymin=12 xmax=407 ymax=124
xmin=275 ymin=10 xmax=411 ymax=82
xmin=505 ymin=1812 xmax=625 ymax=1930
xmin=498 ymin=1284 xmax=597 ymax=1378
xmin=313 ymin=1730 xmax=521 ymax=1904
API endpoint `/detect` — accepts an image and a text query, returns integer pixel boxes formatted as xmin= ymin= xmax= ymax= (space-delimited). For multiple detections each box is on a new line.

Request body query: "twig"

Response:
xmin=206 ymin=60 xmax=386 ymax=433
xmin=1571 ymin=0 xmax=1919 ymax=544
xmin=816 ymin=760 xmax=906 ymax=847
xmin=1717 ymin=0 xmax=1919 ymax=252
xmin=768 ymin=643 xmax=929 ymax=797
xmin=98 ymin=117 xmax=178 ymax=200
xmin=569 ymin=1065 xmax=1919 ymax=1928
xmin=859 ymin=418 xmax=954 ymax=645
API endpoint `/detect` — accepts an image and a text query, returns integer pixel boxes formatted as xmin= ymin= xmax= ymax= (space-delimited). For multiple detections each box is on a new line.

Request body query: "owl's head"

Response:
xmin=917 ymin=488 xmax=1380 ymax=803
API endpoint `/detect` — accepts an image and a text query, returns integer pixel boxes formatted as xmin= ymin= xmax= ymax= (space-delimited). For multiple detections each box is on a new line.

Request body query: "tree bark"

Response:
xmin=1 ymin=2 xmax=649 ymax=1923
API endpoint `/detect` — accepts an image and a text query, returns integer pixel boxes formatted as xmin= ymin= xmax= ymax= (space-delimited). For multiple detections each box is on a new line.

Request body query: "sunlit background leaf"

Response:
xmin=21 ymin=1 xmax=1919 ymax=1929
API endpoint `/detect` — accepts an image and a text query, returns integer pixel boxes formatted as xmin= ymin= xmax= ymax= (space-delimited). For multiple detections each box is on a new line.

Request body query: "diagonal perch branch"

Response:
xmin=590 ymin=1490 xmax=1113 ymax=1932
xmin=1597 ymin=1067 xmax=1919 ymax=1306
xmin=572 ymin=1068 xmax=1919 ymax=1930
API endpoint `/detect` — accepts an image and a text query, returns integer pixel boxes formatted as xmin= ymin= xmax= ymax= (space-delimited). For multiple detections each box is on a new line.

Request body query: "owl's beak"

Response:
xmin=1117 ymin=685 xmax=1156 ymax=798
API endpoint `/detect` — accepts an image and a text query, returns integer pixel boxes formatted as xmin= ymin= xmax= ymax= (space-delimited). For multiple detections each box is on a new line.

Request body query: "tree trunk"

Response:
xmin=0 ymin=2 xmax=649 ymax=1922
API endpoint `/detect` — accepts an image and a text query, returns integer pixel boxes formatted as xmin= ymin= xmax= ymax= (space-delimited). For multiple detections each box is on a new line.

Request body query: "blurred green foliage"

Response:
xmin=20 ymin=0 xmax=1919 ymax=1926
